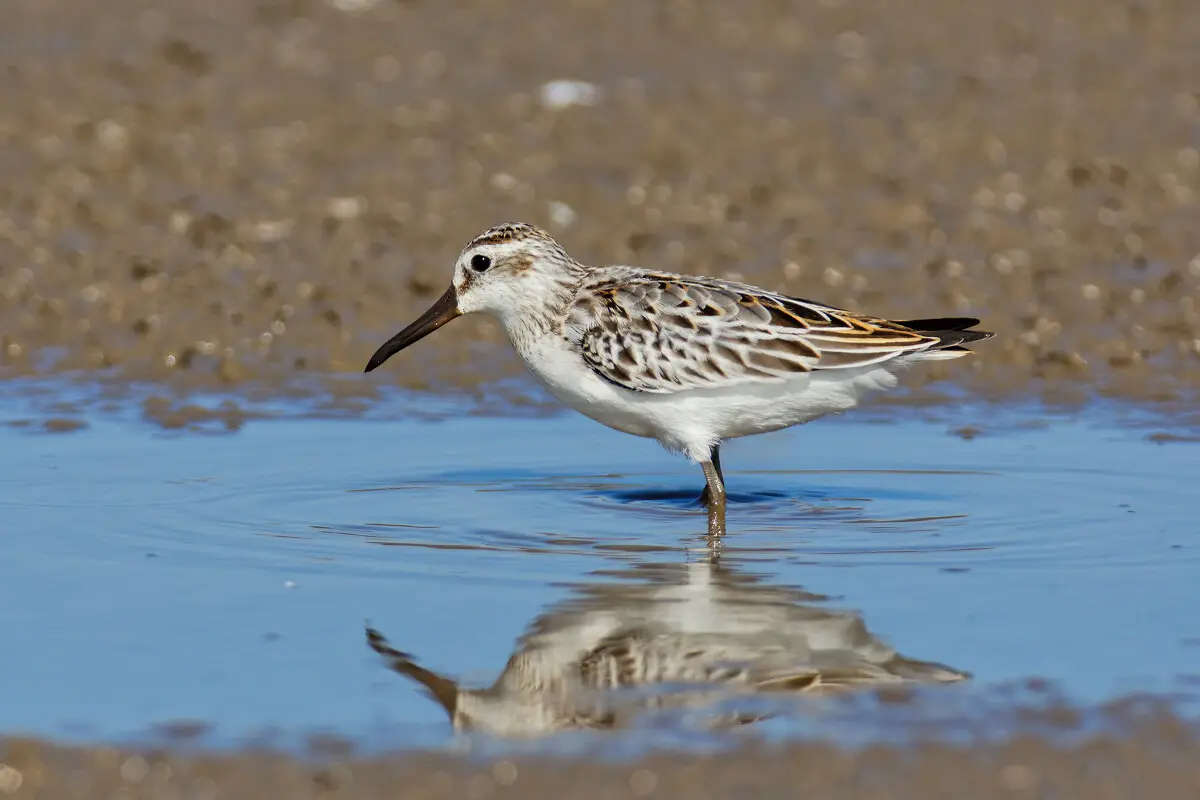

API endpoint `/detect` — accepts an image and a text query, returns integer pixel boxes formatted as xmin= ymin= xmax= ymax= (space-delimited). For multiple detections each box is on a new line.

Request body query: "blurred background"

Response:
xmin=2 ymin=0 xmax=1199 ymax=409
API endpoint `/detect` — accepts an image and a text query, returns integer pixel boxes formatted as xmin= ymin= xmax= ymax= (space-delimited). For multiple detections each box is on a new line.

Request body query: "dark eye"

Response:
xmin=470 ymin=254 xmax=491 ymax=272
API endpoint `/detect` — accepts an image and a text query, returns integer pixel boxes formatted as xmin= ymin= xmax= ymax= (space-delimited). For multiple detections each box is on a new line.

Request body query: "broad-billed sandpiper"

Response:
xmin=365 ymin=223 xmax=992 ymax=530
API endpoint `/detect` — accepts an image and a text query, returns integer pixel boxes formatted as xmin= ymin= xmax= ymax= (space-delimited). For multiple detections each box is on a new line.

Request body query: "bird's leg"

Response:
xmin=700 ymin=452 xmax=727 ymax=538
xmin=697 ymin=445 xmax=725 ymax=506
xmin=706 ymin=501 xmax=727 ymax=539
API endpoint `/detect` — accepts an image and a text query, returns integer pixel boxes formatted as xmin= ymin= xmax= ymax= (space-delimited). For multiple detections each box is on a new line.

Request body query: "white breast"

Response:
xmin=517 ymin=336 xmax=663 ymax=439
xmin=511 ymin=335 xmax=903 ymax=463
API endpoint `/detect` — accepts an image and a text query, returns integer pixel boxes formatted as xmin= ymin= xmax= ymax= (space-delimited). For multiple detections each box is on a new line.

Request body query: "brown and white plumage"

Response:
xmin=569 ymin=268 xmax=990 ymax=394
xmin=364 ymin=223 xmax=993 ymax=529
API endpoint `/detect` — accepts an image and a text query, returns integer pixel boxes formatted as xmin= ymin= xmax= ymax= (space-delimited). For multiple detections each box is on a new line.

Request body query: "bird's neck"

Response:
xmin=498 ymin=264 xmax=588 ymax=350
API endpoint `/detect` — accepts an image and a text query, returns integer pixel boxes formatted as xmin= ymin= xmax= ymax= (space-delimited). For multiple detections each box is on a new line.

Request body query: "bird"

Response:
xmin=365 ymin=556 xmax=967 ymax=737
xmin=364 ymin=222 xmax=992 ymax=531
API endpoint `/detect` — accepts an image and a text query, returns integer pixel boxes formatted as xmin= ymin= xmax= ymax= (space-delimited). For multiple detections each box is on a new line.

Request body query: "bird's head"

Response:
xmin=364 ymin=222 xmax=579 ymax=372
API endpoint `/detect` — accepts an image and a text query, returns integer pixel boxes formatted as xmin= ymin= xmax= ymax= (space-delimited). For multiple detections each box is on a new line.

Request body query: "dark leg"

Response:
xmin=697 ymin=445 xmax=725 ymax=506
xmin=700 ymin=454 xmax=727 ymax=537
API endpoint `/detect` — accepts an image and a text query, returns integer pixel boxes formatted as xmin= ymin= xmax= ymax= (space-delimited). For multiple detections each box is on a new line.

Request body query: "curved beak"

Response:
xmin=363 ymin=285 xmax=461 ymax=373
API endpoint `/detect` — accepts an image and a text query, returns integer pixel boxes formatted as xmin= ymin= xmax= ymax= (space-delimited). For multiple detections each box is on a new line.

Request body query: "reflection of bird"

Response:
xmin=367 ymin=559 xmax=967 ymax=737
xmin=364 ymin=223 xmax=991 ymax=532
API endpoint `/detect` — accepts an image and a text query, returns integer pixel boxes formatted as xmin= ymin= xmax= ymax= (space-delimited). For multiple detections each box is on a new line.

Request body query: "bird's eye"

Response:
xmin=470 ymin=254 xmax=491 ymax=272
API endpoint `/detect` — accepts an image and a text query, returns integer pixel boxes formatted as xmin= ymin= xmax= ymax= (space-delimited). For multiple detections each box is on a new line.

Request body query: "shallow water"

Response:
xmin=1 ymin=399 xmax=1197 ymax=751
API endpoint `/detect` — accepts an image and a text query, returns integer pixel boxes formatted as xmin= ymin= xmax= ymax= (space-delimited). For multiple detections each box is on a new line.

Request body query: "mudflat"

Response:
xmin=2 ymin=0 xmax=1199 ymax=411
xmin=3 ymin=706 xmax=1200 ymax=800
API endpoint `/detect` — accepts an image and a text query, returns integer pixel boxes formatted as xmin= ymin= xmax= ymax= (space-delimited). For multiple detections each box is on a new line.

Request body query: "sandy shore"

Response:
xmin=1 ymin=0 xmax=1199 ymax=413
xmin=3 ymin=710 xmax=1198 ymax=799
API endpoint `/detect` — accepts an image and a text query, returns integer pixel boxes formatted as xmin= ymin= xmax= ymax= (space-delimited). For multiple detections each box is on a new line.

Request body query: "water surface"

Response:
xmin=1 ymin=403 xmax=1197 ymax=750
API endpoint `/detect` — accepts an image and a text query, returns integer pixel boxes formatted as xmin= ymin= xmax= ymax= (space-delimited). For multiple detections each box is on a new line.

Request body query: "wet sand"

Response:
xmin=2 ymin=0 xmax=1199 ymax=414
xmin=3 ymin=709 xmax=1199 ymax=800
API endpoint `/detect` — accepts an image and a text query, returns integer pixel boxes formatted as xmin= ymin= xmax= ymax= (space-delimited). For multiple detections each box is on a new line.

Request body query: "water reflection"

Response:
xmin=366 ymin=547 xmax=967 ymax=737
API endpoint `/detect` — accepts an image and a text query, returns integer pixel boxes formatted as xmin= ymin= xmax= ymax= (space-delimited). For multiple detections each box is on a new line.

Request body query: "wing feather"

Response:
xmin=568 ymin=271 xmax=942 ymax=394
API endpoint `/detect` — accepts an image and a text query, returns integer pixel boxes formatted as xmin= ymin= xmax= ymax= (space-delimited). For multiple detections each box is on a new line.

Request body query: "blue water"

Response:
xmin=0 ymin=402 xmax=1197 ymax=750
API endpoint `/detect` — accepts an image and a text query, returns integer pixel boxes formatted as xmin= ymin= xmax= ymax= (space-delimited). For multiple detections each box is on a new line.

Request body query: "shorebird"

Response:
xmin=365 ymin=223 xmax=992 ymax=531
xmin=366 ymin=557 xmax=967 ymax=736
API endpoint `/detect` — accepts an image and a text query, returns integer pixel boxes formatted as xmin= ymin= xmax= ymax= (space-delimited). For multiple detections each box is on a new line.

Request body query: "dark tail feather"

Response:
xmin=898 ymin=317 xmax=994 ymax=350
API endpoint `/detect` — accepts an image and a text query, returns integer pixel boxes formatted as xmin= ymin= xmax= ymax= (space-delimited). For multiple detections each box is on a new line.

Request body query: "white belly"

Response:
xmin=516 ymin=338 xmax=901 ymax=463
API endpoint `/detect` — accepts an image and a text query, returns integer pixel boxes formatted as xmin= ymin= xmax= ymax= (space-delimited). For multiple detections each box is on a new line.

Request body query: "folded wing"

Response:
xmin=568 ymin=272 xmax=972 ymax=394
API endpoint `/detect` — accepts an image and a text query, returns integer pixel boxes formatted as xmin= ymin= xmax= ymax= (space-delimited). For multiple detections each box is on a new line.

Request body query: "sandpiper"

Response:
xmin=365 ymin=223 xmax=992 ymax=531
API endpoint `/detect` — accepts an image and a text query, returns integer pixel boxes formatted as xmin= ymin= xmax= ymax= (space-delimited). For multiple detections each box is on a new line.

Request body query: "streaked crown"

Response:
xmin=465 ymin=222 xmax=559 ymax=251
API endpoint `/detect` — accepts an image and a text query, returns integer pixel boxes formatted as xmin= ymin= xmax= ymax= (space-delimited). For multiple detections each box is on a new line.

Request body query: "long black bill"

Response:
xmin=363 ymin=285 xmax=461 ymax=373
